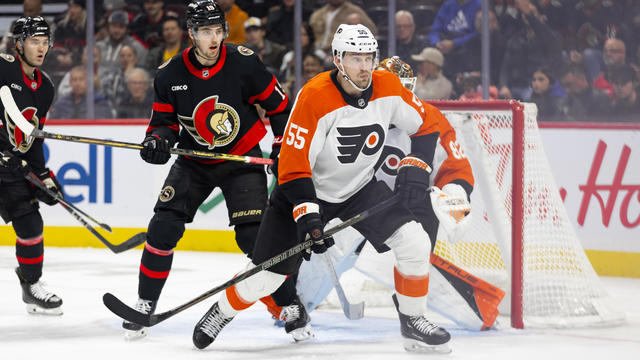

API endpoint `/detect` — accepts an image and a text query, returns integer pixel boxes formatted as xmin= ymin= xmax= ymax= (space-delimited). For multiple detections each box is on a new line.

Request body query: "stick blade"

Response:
xmin=345 ymin=301 xmax=365 ymax=320
xmin=110 ymin=232 xmax=147 ymax=253
xmin=103 ymin=293 xmax=152 ymax=327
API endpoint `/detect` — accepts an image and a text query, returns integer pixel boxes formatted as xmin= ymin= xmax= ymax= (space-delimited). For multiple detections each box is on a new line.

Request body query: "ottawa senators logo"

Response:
xmin=159 ymin=186 xmax=175 ymax=202
xmin=336 ymin=124 xmax=385 ymax=164
xmin=374 ymin=145 xmax=406 ymax=175
xmin=4 ymin=107 xmax=38 ymax=153
xmin=177 ymin=96 xmax=240 ymax=149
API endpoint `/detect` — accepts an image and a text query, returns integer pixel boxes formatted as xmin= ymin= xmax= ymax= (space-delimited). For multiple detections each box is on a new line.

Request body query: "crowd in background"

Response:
xmin=1 ymin=0 xmax=639 ymax=122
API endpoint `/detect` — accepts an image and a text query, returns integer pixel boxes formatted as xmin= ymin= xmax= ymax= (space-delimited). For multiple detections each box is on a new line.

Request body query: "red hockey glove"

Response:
xmin=293 ymin=202 xmax=335 ymax=261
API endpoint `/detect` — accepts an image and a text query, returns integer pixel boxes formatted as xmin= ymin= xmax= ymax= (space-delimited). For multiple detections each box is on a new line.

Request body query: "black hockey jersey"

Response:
xmin=147 ymin=44 xmax=290 ymax=164
xmin=0 ymin=53 xmax=55 ymax=176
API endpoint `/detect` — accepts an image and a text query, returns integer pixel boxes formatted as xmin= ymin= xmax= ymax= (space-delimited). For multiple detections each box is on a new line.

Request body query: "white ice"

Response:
xmin=1 ymin=247 xmax=638 ymax=360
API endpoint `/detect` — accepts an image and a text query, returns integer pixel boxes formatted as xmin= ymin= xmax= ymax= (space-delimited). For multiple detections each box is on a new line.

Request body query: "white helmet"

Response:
xmin=331 ymin=24 xmax=378 ymax=91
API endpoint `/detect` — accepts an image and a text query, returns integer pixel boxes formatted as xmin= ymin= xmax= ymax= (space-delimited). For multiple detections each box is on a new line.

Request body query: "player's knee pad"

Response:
xmin=220 ymin=261 xmax=287 ymax=316
xmin=12 ymin=211 xmax=43 ymax=239
xmin=384 ymin=220 xmax=431 ymax=276
xmin=147 ymin=210 xmax=186 ymax=250
xmin=234 ymin=222 xmax=259 ymax=257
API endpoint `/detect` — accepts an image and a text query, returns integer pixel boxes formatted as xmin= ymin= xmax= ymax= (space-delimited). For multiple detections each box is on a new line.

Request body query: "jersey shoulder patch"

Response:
xmin=0 ymin=53 xmax=15 ymax=63
xmin=237 ymin=45 xmax=254 ymax=56
xmin=158 ymin=58 xmax=171 ymax=69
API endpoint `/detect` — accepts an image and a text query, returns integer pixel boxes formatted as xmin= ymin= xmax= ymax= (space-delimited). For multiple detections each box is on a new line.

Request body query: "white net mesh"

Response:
xmin=320 ymin=101 xmax=623 ymax=328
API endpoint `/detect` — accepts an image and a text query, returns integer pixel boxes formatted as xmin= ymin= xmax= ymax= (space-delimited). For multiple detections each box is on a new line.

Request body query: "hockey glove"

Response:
xmin=140 ymin=134 xmax=171 ymax=164
xmin=430 ymin=184 xmax=471 ymax=239
xmin=36 ymin=169 xmax=63 ymax=206
xmin=267 ymin=140 xmax=281 ymax=180
xmin=0 ymin=151 xmax=31 ymax=176
xmin=293 ymin=202 xmax=335 ymax=261
xmin=394 ymin=155 xmax=432 ymax=210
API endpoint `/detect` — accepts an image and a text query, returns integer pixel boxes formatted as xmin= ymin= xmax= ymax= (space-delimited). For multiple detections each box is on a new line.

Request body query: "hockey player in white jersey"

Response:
xmin=296 ymin=56 xmax=505 ymax=331
xmin=191 ymin=24 xmax=452 ymax=353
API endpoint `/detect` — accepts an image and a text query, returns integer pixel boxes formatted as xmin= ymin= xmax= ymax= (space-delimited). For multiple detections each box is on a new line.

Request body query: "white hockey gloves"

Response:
xmin=430 ymin=184 xmax=471 ymax=239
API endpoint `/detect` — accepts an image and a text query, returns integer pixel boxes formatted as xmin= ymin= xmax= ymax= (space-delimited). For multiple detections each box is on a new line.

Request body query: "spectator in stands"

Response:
xmin=217 ymin=0 xmax=249 ymax=44
xmin=129 ymin=0 xmax=180 ymax=49
xmin=241 ymin=17 xmax=286 ymax=75
xmin=592 ymin=37 xmax=628 ymax=99
xmin=411 ymin=47 xmax=453 ymax=100
xmin=600 ymin=64 xmax=640 ymax=117
xmin=559 ymin=64 xmax=606 ymax=120
xmin=498 ymin=0 xmax=563 ymax=100
xmin=97 ymin=10 xmax=147 ymax=72
xmin=457 ymin=71 xmax=499 ymax=100
xmin=145 ymin=17 xmax=189 ymax=76
xmin=466 ymin=8 xmax=505 ymax=85
xmin=395 ymin=10 xmax=428 ymax=71
xmin=236 ymin=0 xmax=277 ymax=19
xmin=116 ymin=68 xmax=154 ymax=118
xmin=266 ymin=0 xmax=311 ymax=49
xmin=57 ymin=45 xmax=110 ymax=99
xmin=278 ymin=23 xmax=327 ymax=86
xmin=282 ymin=53 xmax=325 ymax=96
xmin=50 ymin=66 xmax=114 ymax=119
xmin=428 ymin=0 xmax=481 ymax=77
xmin=53 ymin=0 xmax=87 ymax=65
xmin=309 ymin=0 xmax=376 ymax=52
xmin=103 ymin=44 xmax=140 ymax=106
xmin=528 ymin=66 xmax=568 ymax=120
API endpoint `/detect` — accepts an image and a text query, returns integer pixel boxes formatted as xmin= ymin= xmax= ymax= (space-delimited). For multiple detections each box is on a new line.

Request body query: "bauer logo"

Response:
xmin=336 ymin=124 xmax=385 ymax=163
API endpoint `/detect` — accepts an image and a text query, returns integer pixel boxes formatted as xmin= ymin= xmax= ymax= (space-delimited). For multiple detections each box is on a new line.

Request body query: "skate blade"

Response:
xmin=403 ymin=338 xmax=452 ymax=354
xmin=290 ymin=324 xmax=315 ymax=342
xmin=124 ymin=328 xmax=147 ymax=341
xmin=26 ymin=304 xmax=63 ymax=316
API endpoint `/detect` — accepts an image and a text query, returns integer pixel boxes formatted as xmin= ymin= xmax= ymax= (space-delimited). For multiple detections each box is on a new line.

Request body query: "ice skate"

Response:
xmin=280 ymin=296 xmax=314 ymax=342
xmin=192 ymin=302 xmax=234 ymax=349
xmin=15 ymin=267 xmax=62 ymax=316
xmin=122 ymin=298 xmax=156 ymax=340
xmin=392 ymin=294 xmax=451 ymax=353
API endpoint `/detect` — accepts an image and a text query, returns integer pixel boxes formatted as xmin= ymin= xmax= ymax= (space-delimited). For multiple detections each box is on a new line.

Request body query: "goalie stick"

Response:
xmin=322 ymin=253 xmax=365 ymax=320
xmin=0 ymin=86 xmax=273 ymax=166
xmin=103 ymin=194 xmax=401 ymax=327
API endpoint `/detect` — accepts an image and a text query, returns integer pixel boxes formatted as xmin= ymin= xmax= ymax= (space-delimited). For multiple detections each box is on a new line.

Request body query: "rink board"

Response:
xmin=0 ymin=120 xmax=638 ymax=277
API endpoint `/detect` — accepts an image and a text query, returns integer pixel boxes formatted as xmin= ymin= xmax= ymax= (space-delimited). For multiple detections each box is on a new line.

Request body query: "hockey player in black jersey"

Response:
xmin=123 ymin=0 xmax=311 ymax=341
xmin=0 ymin=16 xmax=63 ymax=316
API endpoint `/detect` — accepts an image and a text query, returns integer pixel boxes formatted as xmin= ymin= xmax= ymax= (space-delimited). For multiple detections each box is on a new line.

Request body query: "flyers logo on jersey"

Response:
xmin=4 ymin=107 xmax=38 ymax=153
xmin=374 ymin=145 xmax=406 ymax=175
xmin=177 ymin=95 xmax=240 ymax=149
xmin=336 ymin=124 xmax=385 ymax=163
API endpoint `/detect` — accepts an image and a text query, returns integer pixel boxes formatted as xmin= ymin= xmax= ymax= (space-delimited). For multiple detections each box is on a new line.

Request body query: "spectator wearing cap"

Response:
xmin=241 ymin=17 xmax=286 ymax=75
xmin=53 ymin=0 xmax=87 ymax=65
xmin=411 ymin=47 xmax=453 ymax=100
xmin=145 ymin=17 xmax=189 ymax=76
xmin=309 ymin=0 xmax=376 ymax=53
xmin=116 ymin=68 xmax=154 ymax=118
xmin=395 ymin=11 xmax=428 ymax=71
xmin=97 ymin=10 xmax=148 ymax=72
xmin=217 ymin=0 xmax=249 ymax=44
xmin=129 ymin=0 xmax=180 ymax=49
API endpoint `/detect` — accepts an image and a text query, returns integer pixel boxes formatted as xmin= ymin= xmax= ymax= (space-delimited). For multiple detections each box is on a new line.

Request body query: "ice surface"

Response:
xmin=1 ymin=247 xmax=638 ymax=359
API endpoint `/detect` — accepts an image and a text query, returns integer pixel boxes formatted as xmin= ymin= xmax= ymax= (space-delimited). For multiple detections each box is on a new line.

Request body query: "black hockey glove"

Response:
xmin=267 ymin=143 xmax=281 ymax=180
xmin=0 ymin=151 xmax=31 ymax=176
xmin=394 ymin=155 xmax=432 ymax=210
xmin=293 ymin=202 xmax=335 ymax=261
xmin=140 ymin=134 xmax=171 ymax=164
xmin=36 ymin=169 xmax=63 ymax=206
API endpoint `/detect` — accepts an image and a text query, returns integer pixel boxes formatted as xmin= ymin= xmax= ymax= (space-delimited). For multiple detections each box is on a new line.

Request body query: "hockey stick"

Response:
xmin=103 ymin=194 xmax=401 ymax=327
xmin=0 ymin=86 xmax=273 ymax=166
xmin=321 ymin=253 xmax=365 ymax=320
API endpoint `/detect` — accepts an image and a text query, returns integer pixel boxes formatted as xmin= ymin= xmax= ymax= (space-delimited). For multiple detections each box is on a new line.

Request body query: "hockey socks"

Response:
xmin=15 ymin=234 xmax=44 ymax=283
xmin=138 ymin=242 xmax=174 ymax=300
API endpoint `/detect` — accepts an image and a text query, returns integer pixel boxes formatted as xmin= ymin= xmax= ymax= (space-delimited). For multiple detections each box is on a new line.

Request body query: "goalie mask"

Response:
xmin=376 ymin=56 xmax=417 ymax=92
xmin=331 ymin=24 xmax=378 ymax=92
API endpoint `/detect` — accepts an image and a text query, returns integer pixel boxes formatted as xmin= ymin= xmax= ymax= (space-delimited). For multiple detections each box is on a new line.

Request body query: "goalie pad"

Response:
xmin=430 ymin=184 xmax=471 ymax=239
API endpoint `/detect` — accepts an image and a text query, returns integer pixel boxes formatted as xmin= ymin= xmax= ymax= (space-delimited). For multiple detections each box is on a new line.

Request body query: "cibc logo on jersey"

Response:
xmin=336 ymin=124 xmax=385 ymax=163
xmin=4 ymin=107 xmax=39 ymax=153
xmin=177 ymin=95 xmax=240 ymax=149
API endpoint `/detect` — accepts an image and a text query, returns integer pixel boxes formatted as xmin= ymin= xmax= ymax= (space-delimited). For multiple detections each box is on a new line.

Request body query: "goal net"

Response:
xmin=318 ymin=101 xmax=623 ymax=329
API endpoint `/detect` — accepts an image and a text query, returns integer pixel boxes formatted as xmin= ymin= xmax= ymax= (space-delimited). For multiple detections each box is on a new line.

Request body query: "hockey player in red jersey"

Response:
xmin=191 ymin=24 xmax=452 ymax=353
xmin=0 ymin=17 xmax=63 ymax=315
xmin=296 ymin=56 xmax=504 ymax=331
xmin=122 ymin=0 xmax=305 ymax=340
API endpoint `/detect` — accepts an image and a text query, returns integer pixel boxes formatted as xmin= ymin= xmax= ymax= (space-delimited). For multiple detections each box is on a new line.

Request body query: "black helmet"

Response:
xmin=186 ymin=1 xmax=226 ymax=31
xmin=12 ymin=16 xmax=52 ymax=45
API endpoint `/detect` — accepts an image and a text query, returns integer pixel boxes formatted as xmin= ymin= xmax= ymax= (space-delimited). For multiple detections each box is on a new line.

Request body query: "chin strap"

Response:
xmin=335 ymin=61 xmax=372 ymax=92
